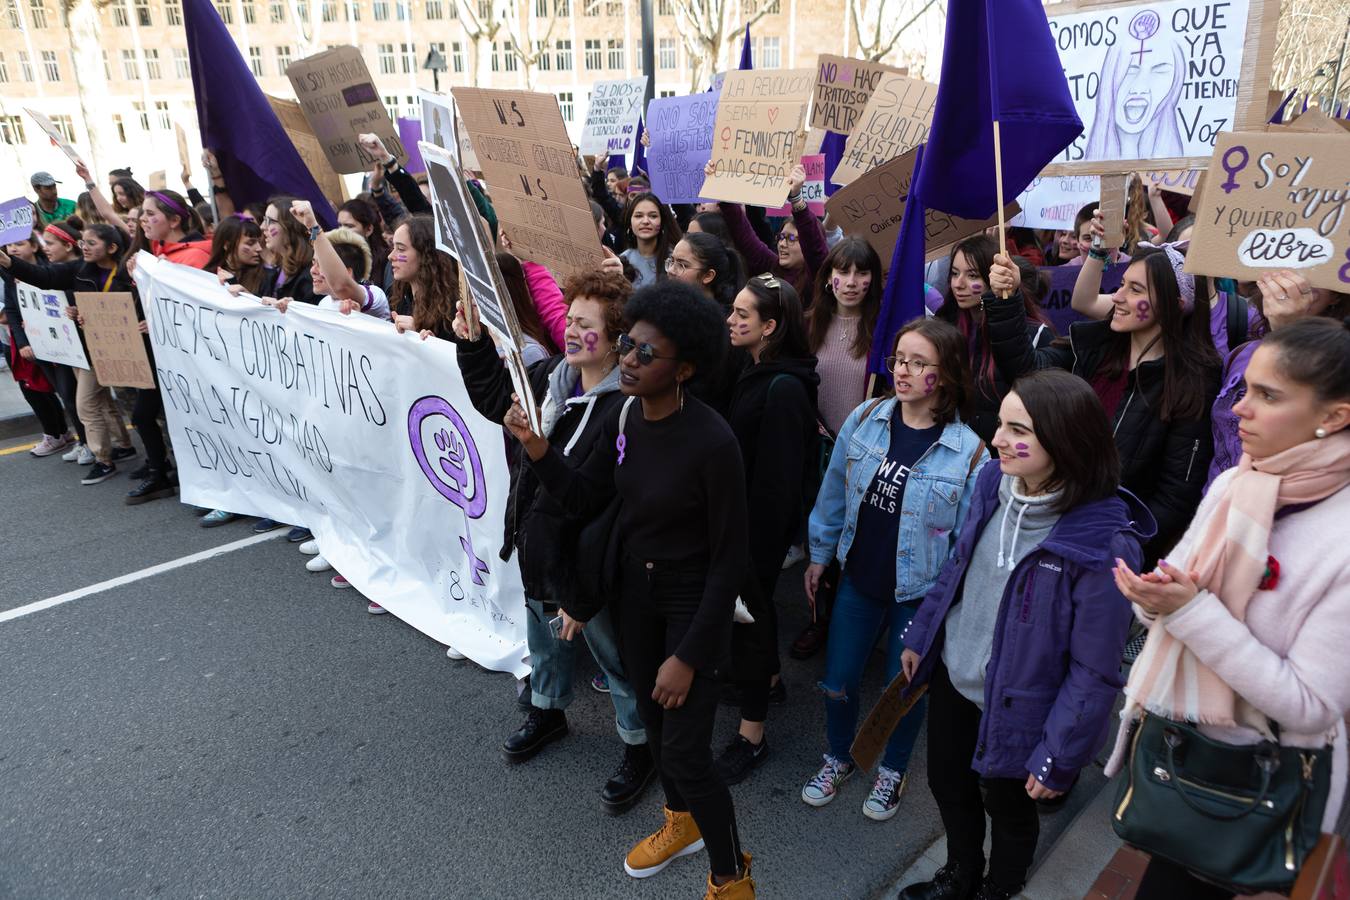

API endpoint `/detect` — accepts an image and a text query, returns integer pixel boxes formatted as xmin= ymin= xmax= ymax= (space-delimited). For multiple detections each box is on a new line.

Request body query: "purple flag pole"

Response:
xmin=984 ymin=0 xmax=1009 ymax=269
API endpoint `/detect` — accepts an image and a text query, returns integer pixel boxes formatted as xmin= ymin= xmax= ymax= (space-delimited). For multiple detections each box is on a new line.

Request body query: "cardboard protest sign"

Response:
xmin=286 ymin=46 xmax=404 ymax=174
xmin=147 ymin=171 xmax=167 ymax=191
xmin=832 ymin=73 xmax=939 ymax=186
xmin=1012 ymin=174 xmax=1101 ymax=230
xmin=1142 ymin=168 xmax=1202 ymax=196
xmin=811 ymin=55 xmax=906 ymax=135
xmin=826 ymin=148 xmax=1019 ymax=273
xmin=646 ymin=90 xmax=720 ymax=204
xmin=1042 ymin=0 xmax=1279 ymax=174
xmin=24 ymin=107 xmax=83 ymax=166
xmin=14 ymin=281 xmax=90 ymax=369
xmin=768 ymin=154 xmax=826 ymax=217
xmin=0 ymin=197 xmax=36 ymax=245
xmin=266 ymin=94 xmax=347 ymax=207
xmin=850 ymin=674 xmax=927 ymax=773
xmin=1186 ymin=130 xmax=1350 ymax=292
xmin=452 ymin=87 xmax=604 ymax=279
xmin=579 ymin=77 xmax=647 ymax=157
xmin=73 ymin=292 xmax=154 ymax=388
xmin=1038 ymin=261 xmax=1128 ymax=336
xmin=700 ymin=68 xmax=815 ymax=208
xmin=1099 ymin=174 xmax=1129 ymax=247
xmin=175 ymin=123 xmax=192 ymax=173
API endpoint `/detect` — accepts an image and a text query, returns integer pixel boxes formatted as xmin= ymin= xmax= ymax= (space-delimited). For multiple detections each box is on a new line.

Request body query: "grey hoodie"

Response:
xmin=540 ymin=358 xmax=623 ymax=456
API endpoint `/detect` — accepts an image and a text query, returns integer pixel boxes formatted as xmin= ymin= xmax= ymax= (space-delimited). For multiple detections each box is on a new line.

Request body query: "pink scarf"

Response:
xmin=1126 ymin=433 xmax=1350 ymax=729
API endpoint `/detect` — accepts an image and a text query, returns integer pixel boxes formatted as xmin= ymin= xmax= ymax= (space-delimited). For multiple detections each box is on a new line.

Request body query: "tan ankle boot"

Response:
xmin=623 ymin=806 xmax=705 ymax=878
xmin=704 ymin=852 xmax=755 ymax=898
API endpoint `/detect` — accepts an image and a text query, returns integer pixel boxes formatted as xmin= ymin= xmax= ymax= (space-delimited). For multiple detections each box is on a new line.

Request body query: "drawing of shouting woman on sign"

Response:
xmin=1083 ymin=10 xmax=1185 ymax=161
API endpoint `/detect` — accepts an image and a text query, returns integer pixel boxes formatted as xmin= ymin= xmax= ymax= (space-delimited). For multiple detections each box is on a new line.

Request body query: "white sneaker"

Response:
xmin=305 ymin=554 xmax=333 ymax=573
xmin=30 ymin=434 xmax=74 ymax=457
xmin=781 ymin=544 xmax=807 ymax=570
xmin=801 ymin=755 xmax=855 ymax=807
xmin=75 ymin=444 xmax=95 ymax=465
xmin=298 ymin=539 xmax=320 ymax=555
xmin=62 ymin=442 xmax=84 ymax=462
xmin=445 ymin=645 xmax=467 ymax=660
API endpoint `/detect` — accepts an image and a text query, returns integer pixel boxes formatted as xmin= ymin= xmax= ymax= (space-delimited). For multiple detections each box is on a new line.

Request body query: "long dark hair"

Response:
xmin=808 ymin=237 xmax=881 ymax=358
xmin=206 ymin=216 xmax=270 ymax=296
xmin=112 ymin=177 xmax=145 ymax=215
xmin=266 ymin=195 xmax=314 ymax=278
xmin=892 ymin=317 xmax=972 ymax=426
xmin=623 ymin=193 xmax=682 ymax=277
xmin=494 ymin=252 xmax=559 ymax=355
xmin=392 ymin=214 xmax=460 ymax=337
xmin=1010 ymin=369 xmax=1121 ymax=513
xmin=680 ymin=231 xmax=742 ymax=310
xmin=83 ymin=222 xmax=130 ymax=267
xmin=339 ymin=198 xmax=389 ymax=277
xmin=743 ymin=273 xmax=810 ymax=363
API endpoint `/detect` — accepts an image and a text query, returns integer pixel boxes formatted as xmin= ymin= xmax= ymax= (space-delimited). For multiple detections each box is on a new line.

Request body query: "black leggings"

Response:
xmin=735 ymin=567 xmax=782 ymax=724
xmin=620 ymin=555 xmax=742 ymax=877
xmin=38 ymin=361 xmax=85 ymax=443
xmin=131 ymin=386 xmax=170 ymax=472
xmin=22 ymin=383 xmax=68 ymax=437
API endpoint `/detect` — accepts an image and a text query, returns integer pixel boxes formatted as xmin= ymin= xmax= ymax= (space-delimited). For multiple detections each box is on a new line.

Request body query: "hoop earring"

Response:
xmin=676 ymin=379 xmax=685 ymax=412
xmin=1315 ymin=427 xmax=1328 ymax=439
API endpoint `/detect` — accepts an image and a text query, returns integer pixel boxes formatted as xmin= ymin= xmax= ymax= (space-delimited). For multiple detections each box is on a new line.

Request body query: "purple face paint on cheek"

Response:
xmin=923 ymin=373 xmax=938 ymax=394
xmin=582 ymin=332 xmax=598 ymax=352
xmin=1135 ymin=300 xmax=1151 ymax=321
xmin=1015 ymin=441 xmax=1031 ymax=459
xmin=832 ymin=276 xmax=841 ymax=292
xmin=736 ymin=323 xmax=750 ymax=335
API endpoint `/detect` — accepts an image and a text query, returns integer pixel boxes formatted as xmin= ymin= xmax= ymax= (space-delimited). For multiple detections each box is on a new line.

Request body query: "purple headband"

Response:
xmin=146 ymin=190 xmax=190 ymax=219
xmin=1136 ymin=239 xmax=1195 ymax=313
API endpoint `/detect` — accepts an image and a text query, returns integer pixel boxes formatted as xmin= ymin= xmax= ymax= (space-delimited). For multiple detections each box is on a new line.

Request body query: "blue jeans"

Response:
xmin=820 ymin=573 xmax=928 ymax=773
xmin=524 ymin=598 xmax=646 ymax=745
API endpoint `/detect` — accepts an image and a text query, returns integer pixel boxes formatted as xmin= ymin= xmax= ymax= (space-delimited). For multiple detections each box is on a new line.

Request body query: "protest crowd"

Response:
xmin=2 ymin=0 xmax=1350 ymax=897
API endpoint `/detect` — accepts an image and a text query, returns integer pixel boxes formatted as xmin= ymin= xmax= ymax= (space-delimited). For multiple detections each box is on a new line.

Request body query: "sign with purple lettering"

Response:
xmin=1012 ymin=174 xmax=1101 ymax=230
xmin=0 ymin=196 xmax=36 ymax=245
xmin=1186 ymin=130 xmax=1350 ymax=292
xmin=1036 ymin=261 xmax=1129 ymax=336
xmin=286 ymin=46 xmax=404 ymax=174
xmin=646 ymin=90 xmax=720 ymax=204
xmin=15 ymin=281 xmax=90 ymax=369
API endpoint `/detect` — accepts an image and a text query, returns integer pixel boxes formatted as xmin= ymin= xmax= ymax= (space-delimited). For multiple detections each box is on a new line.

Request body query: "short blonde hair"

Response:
xmin=325 ymin=227 xmax=372 ymax=282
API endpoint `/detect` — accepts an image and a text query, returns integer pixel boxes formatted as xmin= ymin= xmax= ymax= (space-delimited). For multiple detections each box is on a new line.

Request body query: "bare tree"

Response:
xmin=502 ymin=5 xmax=562 ymax=90
xmin=458 ymin=0 xmax=505 ymax=87
xmin=284 ymin=0 xmax=322 ymax=58
xmin=671 ymin=0 xmax=773 ymax=93
xmin=849 ymin=0 xmax=941 ymax=65
xmin=1272 ymin=2 xmax=1348 ymax=109
xmin=60 ymin=0 xmax=115 ymax=175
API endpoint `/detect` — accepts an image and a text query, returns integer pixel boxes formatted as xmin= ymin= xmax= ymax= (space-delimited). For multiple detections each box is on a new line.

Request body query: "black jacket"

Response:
xmin=454 ymin=332 xmax=627 ymax=611
xmin=986 ymin=290 xmax=1218 ymax=557
xmin=2 ymin=257 xmax=140 ymax=359
xmin=938 ymin=302 xmax=1054 ymax=445
xmin=270 ymin=266 xmax=317 ymax=305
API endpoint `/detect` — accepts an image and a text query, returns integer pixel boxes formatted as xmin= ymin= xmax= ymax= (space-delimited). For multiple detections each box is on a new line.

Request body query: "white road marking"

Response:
xmin=0 ymin=531 xmax=283 ymax=624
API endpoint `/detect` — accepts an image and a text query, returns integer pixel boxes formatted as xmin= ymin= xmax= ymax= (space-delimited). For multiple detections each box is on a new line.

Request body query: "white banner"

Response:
xmin=1011 ymin=174 xmax=1101 ymax=230
xmin=132 ymin=254 xmax=528 ymax=676
xmin=15 ymin=281 xmax=90 ymax=369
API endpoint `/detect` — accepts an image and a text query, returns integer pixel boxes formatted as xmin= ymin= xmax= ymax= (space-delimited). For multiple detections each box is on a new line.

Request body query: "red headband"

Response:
xmin=44 ymin=224 xmax=79 ymax=247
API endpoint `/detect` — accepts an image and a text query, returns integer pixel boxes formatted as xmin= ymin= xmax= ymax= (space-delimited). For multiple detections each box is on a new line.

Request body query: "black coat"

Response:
xmin=2 ymin=257 xmax=142 ymax=361
xmin=986 ymin=291 xmax=1218 ymax=558
xmin=938 ymin=302 xmax=1054 ymax=445
xmin=454 ymin=333 xmax=627 ymax=611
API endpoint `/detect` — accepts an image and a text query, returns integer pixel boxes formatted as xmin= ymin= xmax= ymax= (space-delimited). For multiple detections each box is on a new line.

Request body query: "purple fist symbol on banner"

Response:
xmin=408 ymin=396 xmax=490 ymax=585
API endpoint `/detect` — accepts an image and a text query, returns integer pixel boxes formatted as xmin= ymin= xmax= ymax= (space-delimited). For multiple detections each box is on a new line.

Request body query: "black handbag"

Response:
xmin=1113 ymin=711 xmax=1333 ymax=894
xmin=568 ymin=397 xmax=637 ymax=622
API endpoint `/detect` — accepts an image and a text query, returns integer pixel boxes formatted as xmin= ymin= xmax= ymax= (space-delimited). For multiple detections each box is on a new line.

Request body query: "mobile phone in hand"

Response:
xmin=549 ymin=615 xmax=564 ymax=639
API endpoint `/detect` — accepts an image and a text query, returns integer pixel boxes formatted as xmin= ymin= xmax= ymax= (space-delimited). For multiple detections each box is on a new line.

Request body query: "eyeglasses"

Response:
xmin=885 ymin=357 xmax=936 ymax=375
xmin=262 ymin=216 xmax=279 ymax=227
xmin=615 ymin=333 xmax=677 ymax=366
xmin=776 ymin=233 xmax=799 ymax=245
xmin=664 ymin=257 xmax=702 ymax=275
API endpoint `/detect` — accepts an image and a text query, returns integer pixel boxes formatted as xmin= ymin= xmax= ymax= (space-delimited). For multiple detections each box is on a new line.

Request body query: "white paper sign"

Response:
xmin=1011 ymin=174 xmax=1102 ymax=230
xmin=15 ymin=281 xmax=90 ymax=369
xmin=579 ymin=77 xmax=647 ymax=157
xmin=132 ymin=254 xmax=528 ymax=676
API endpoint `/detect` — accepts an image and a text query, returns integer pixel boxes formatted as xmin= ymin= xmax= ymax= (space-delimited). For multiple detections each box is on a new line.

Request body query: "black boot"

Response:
xmin=125 ymin=470 xmax=177 ymax=505
xmin=600 ymin=742 xmax=656 ymax=812
xmin=971 ymin=879 xmax=1018 ymax=900
xmin=897 ymin=862 xmax=980 ymax=900
xmin=501 ymin=707 xmax=567 ymax=762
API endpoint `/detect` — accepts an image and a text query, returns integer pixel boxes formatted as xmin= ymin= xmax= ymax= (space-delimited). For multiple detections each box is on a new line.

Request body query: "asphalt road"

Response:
xmin=0 ymin=430 xmax=945 ymax=900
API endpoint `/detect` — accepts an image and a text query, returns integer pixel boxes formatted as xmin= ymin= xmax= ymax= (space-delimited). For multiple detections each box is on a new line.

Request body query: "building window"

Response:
xmin=450 ymin=41 xmax=463 ymax=73
xmin=553 ymin=0 xmax=569 ymax=12
xmin=143 ymin=48 xmax=161 ymax=78
xmin=28 ymin=0 xmax=47 ymax=27
xmin=425 ymin=0 xmax=442 ymax=18
xmin=535 ymin=40 xmax=550 ymax=71
xmin=760 ymin=35 xmax=780 ymax=68
xmin=216 ymin=0 xmax=234 ymax=23
xmin=41 ymin=49 xmax=59 ymax=80
xmin=134 ymin=0 xmax=150 ymax=25
xmin=490 ymin=41 xmax=500 ymax=72
xmin=606 ymin=38 xmax=623 ymax=70
xmin=558 ymin=91 xmax=573 ymax=122
xmin=51 ymin=113 xmax=76 ymax=142
xmin=658 ymin=37 xmax=676 ymax=69
xmin=276 ymin=45 xmax=292 ymax=73
xmin=101 ymin=49 xmax=110 ymax=79
xmin=239 ymin=1 xmax=253 ymax=22
xmin=583 ymin=38 xmax=600 ymax=70
xmin=346 ymin=0 xmax=359 ymax=20
xmin=120 ymin=48 xmax=139 ymax=79
xmin=400 ymin=42 xmax=416 ymax=73
xmin=133 ymin=101 xmax=149 ymax=131
xmin=165 ymin=0 xmax=181 ymax=24
xmin=373 ymin=0 xmax=388 ymax=19
xmin=377 ymin=43 xmax=396 ymax=75
xmin=155 ymin=101 xmax=170 ymax=130
xmin=4 ymin=0 xmax=17 ymax=28
xmin=0 ymin=53 xmax=7 ymax=84
xmin=1 ymin=115 xmax=26 ymax=144
xmin=321 ymin=0 xmax=335 ymax=19
xmin=112 ymin=114 xmax=126 ymax=142
xmin=475 ymin=0 xmax=488 ymax=19
xmin=111 ymin=0 xmax=128 ymax=25
xmin=657 ymin=0 xmax=672 ymax=13
xmin=501 ymin=40 xmax=517 ymax=72
xmin=604 ymin=0 xmax=619 ymax=14
xmin=296 ymin=0 xmax=308 ymax=21
xmin=532 ymin=0 xmax=544 ymax=14
xmin=582 ymin=0 xmax=596 ymax=15
xmin=554 ymin=38 xmax=572 ymax=71
xmin=248 ymin=46 xmax=263 ymax=76
xmin=396 ymin=0 xmax=408 ymax=19
xmin=173 ymin=47 xmax=190 ymax=78
xmin=18 ymin=50 xmax=32 ymax=81
xmin=658 ymin=89 xmax=676 ymax=98
xmin=269 ymin=0 xmax=284 ymax=21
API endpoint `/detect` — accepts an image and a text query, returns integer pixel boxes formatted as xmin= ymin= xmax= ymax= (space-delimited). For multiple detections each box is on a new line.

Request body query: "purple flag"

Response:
xmin=183 ymin=0 xmax=335 ymax=226
xmin=870 ymin=144 xmax=928 ymax=379
xmin=820 ymin=130 xmax=847 ymax=197
xmin=914 ymin=0 xmax=1082 ymax=220
xmin=1268 ymin=90 xmax=1296 ymax=125
xmin=398 ymin=118 xmax=425 ymax=173
xmin=630 ymin=117 xmax=647 ymax=177
xmin=738 ymin=25 xmax=753 ymax=71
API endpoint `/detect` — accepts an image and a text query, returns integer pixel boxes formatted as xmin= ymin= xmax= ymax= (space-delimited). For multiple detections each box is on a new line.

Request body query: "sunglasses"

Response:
xmin=615 ymin=333 xmax=677 ymax=366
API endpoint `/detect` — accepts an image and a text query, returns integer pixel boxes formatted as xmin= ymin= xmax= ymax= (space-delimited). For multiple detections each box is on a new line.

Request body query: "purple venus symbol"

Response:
xmin=1220 ymin=146 xmax=1249 ymax=194
xmin=408 ymin=396 xmax=490 ymax=585
xmin=616 ymin=434 xmax=627 ymax=465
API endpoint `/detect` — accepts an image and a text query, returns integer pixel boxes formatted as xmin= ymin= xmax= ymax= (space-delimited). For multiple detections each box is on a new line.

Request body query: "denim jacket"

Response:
xmin=808 ymin=397 xmax=986 ymax=602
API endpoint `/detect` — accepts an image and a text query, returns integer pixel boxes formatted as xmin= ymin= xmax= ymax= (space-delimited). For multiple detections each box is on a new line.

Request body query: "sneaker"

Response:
xmin=30 ymin=434 xmax=73 ymax=457
xmin=502 ymin=707 xmax=569 ymax=762
xmin=251 ymin=518 xmax=285 ymax=534
xmin=703 ymin=853 xmax=755 ymax=899
xmin=80 ymin=461 xmax=117 ymax=484
xmin=623 ymin=806 xmax=705 ymax=879
xmin=199 ymin=509 xmax=239 ymax=528
xmin=75 ymin=444 xmax=95 ymax=465
xmin=305 ymin=554 xmax=333 ymax=573
xmin=111 ymin=445 xmax=137 ymax=462
xmin=125 ymin=471 xmax=176 ymax=505
xmin=801 ymin=755 xmax=855 ymax=807
xmin=781 ymin=544 xmax=807 ymax=569
xmin=602 ymin=742 xmax=656 ymax=812
xmin=445 ymin=645 xmax=467 ymax=660
xmin=367 ymin=602 xmax=387 ymax=615
xmin=61 ymin=442 xmax=84 ymax=462
xmin=862 ymin=766 xmax=906 ymax=821
xmin=715 ymin=735 xmax=770 ymax=786
xmin=286 ymin=526 xmax=312 ymax=543
xmin=298 ymin=539 xmax=320 ymax=556
xmin=330 ymin=574 xmax=351 ymax=589
xmin=128 ymin=462 xmax=151 ymax=480
xmin=591 ymin=672 xmax=611 ymax=694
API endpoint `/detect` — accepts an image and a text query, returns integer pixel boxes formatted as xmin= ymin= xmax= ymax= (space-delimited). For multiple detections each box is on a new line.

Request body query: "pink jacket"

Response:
xmin=1107 ymin=468 xmax=1350 ymax=831
xmin=522 ymin=261 xmax=566 ymax=352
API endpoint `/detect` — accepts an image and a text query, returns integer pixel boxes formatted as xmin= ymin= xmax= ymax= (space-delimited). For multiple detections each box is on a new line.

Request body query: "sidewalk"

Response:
xmin=0 ymin=362 xmax=39 ymax=441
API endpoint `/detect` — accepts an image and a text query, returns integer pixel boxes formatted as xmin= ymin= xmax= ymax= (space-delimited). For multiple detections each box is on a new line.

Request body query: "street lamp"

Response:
xmin=423 ymin=47 xmax=448 ymax=93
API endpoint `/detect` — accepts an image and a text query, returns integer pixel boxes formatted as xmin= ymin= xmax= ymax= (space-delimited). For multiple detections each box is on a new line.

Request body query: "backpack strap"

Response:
xmin=618 ymin=395 xmax=637 ymax=433
xmin=1225 ymin=291 xmax=1248 ymax=351
xmin=967 ymin=442 xmax=987 ymax=478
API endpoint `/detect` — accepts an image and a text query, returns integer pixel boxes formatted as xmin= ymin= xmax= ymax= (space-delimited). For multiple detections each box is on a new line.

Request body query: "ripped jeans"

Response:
xmin=820 ymin=573 xmax=928 ymax=773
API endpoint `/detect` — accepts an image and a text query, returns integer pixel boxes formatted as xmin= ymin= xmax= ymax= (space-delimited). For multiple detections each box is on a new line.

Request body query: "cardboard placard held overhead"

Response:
xmin=286 ymin=46 xmax=404 ymax=174
xmin=1141 ymin=168 xmax=1202 ymax=196
xmin=266 ymin=95 xmax=347 ymax=207
xmin=452 ymin=88 xmax=604 ymax=279
xmin=1040 ymin=0 xmax=1280 ymax=175
xmin=14 ymin=281 xmax=90 ymax=369
xmin=810 ymin=55 xmax=907 ymax=135
xmin=0 ymin=197 xmax=36 ymax=245
xmin=832 ymin=73 xmax=939 ymax=186
xmin=24 ymin=107 xmax=83 ymax=167
xmin=74 ymin=292 xmax=154 ymax=389
xmin=578 ymin=76 xmax=648 ymax=157
xmin=646 ymin=90 xmax=721 ymax=204
xmin=1099 ymin=174 xmax=1129 ymax=248
xmin=699 ymin=68 xmax=815 ymax=208
xmin=826 ymin=147 xmax=1019 ymax=274
xmin=1186 ymin=130 xmax=1350 ymax=292
xmin=767 ymin=154 xmax=826 ymax=217
xmin=175 ymin=123 xmax=192 ymax=173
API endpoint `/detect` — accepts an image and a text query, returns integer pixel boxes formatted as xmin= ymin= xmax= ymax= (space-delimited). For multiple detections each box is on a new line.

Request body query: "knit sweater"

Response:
xmin=814 ymin=314 xmax=869 ymax=435
xmin=1106 ymin=466 xmax=1350 ymax=832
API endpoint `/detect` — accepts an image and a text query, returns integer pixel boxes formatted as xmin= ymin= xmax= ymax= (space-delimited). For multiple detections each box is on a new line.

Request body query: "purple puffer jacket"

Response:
xmin=902 ymin=463 xmax=1155 ymax=791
